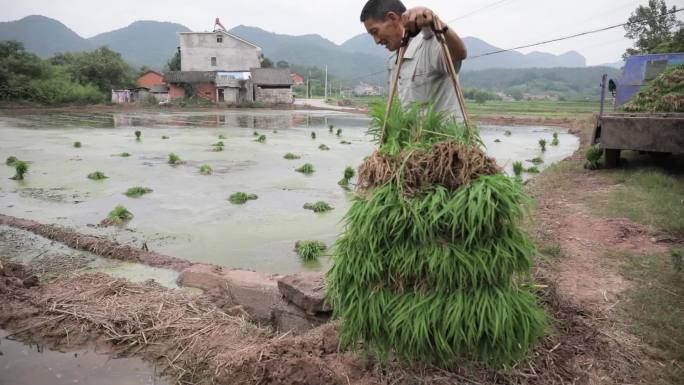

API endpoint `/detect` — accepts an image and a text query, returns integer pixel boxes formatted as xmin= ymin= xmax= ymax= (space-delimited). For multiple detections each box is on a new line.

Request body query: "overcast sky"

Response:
xmin=1 ymin=0 xmax=683 ymax=65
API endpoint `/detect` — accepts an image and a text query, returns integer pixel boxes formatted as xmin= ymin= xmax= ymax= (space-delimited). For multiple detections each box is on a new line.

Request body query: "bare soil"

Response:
xmin=0 ymin=116 xmax=675 ymax=384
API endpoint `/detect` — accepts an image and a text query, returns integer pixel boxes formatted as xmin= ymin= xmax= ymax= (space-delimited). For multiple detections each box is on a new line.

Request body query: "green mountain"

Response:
xmin=0 ymin=15 xmax=92 ymax=57
xmin=89 ymin=21 xmax=190 ymax=69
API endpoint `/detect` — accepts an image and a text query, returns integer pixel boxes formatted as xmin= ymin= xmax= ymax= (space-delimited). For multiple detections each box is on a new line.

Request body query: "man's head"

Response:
xmin=360 ymin=0 xmax=406 ymax=52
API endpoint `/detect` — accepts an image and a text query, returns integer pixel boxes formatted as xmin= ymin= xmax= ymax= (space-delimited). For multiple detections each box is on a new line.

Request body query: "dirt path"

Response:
xmin=0 ymin=116 xmax=675 ymax=384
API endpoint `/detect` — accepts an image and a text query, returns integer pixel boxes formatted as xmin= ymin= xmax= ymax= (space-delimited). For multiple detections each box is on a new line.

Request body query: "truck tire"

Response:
xmin=604 ymin=149 xmax=621 ymax=168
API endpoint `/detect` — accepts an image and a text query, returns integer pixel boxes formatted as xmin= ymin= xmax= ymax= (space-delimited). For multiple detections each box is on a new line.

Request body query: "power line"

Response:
xmin=445 ymin=0 xmax=517 ymax=23
xmin=469 ymin=7 xmax=683 ymax=59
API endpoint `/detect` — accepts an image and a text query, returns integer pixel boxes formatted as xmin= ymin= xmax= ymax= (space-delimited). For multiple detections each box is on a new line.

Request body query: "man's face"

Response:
xmin=364 ymin=12 xmax=404 ymax=52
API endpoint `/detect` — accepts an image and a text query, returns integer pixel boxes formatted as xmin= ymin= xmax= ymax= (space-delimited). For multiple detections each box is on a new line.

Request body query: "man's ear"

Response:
xmin=385 ymin=11 xmax=400 ymax=22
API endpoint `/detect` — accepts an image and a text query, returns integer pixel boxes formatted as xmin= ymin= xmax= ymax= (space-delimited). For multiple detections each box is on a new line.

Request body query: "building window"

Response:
xmin=211 ymin=57 xmax=217 ymax=67
xmin=217 ymin=35 xmax=223 ymax=43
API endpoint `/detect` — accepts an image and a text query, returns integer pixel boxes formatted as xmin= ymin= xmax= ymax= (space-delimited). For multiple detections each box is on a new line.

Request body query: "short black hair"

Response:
xmin=360 ymin=0 xmax=407 ymax=22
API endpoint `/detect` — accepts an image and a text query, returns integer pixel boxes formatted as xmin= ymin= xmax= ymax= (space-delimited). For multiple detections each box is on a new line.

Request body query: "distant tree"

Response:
xmin=652 ymin=26 xmax=684 ymax=53
xmin=261 ymin=57 xmax=274 ymax=68
xmin=276 ymin=60 xmax=290 ymax=69
xmin=166 ymin=49 xmax=181 ymax=71
xmin=50 ymin=47 xmax=135 ymax=92
xmin=624 ymin=0 xmax=681 ymax=57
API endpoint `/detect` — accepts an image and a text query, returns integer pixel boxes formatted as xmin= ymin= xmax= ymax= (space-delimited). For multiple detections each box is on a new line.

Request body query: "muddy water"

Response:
xmin=0 ymin=110 xmax=578 ymax=274
xmin=0 ymin=330 xmax=170 ymax=385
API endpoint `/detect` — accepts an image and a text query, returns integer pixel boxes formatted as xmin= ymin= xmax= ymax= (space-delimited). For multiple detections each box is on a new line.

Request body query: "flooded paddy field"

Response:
xmin=0 ymin=110 xmax=578 ymax=274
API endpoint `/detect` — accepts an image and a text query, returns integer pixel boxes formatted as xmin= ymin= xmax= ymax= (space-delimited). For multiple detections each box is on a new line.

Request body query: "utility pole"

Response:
xmin=324 ymin=65 xmax=328 ymax=101
xmin=307 ymin=70 xmax=311 ymax=99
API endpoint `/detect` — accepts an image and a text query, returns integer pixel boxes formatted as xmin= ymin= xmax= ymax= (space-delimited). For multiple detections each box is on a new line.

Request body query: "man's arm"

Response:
xmin=401 ymin=7 xmax=467 ymax=62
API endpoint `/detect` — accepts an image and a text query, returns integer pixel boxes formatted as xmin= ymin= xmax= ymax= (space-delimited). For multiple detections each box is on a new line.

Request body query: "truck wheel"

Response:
xmin=604 ymin=149 xmax=621 ymax=168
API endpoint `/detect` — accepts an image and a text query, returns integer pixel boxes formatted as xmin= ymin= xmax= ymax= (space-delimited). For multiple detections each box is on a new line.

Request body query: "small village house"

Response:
xmin=291 ymin=73 xmax=305 ymax=86
xmin=251 ymin=68 xmax=294 ymax=104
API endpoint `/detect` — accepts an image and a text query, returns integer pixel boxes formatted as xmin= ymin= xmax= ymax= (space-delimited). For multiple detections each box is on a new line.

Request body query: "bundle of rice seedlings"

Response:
xmin=338 ymin=166 xmax=355 ymax=187
xmin=319 ymin=144 xmax=330 ymax=151
xmin=494 ymin=139 xmax=501 ymax=143
xmin=336 ymin=128 xmax=342 ymax=137
xmin=528 ymin=157 xmax=544 ymax=165
xmin=102 ymin=205 xmax=133 ymax=226
xmin=218 ymin=134 xmax=227 ymax=139
xmin=295 ymin=240 xmax=327 ymax=261
xmin=6 ymin=156 xmax=18 ymax=166
xmin=296 ymin=163 xmax=315 ymax=174
xmin=73 ymin=141 xmax=82 ymax=148
xmin=340 ymin=141 xmax=352 ymax=145
xmin=504 ymin=130 xmax=512 ymax=136
xmin=311 ymin=131 xmax=317 ymax=140
xmin=255 ymin=135 xmax=267 ymax=143
xmin=538 ymin=139 xmax=547 ymax=152
xmin=253 ymin=131 xmax=259 ymax=136
xmin=551 ymin=132 xmax=559 ymax=146
xmin=512 ymin=161 xmax=523 ymax=177
xmin=584 ymin=145 xmax=602 ymax=170
xmin=87 ymin=171 xmax=108 ymax=180
xmin=135 ymin=130 xmax=142 ymax=140
xmin=524 ymin=166 xmax=540 ymax=174
xmin=303 ymin=201 xmax=333 ymax=213
xmin=228 ymin=192 xmax=258 ymax=204
xmin=284 ymin=153 xmax=301 ymax=160
xmin=168 ymin=153 xmax=183 ymax=165
xmin=162 ymin=136 xmax=170 ymax=140
xmin=213 ymin=141 xmax=225 ymax=152
xmin=200 ymin=164 xmax=213 ymax=175
xmin=327 ymin=102 xmax=546 ymax=368
xmin=329 ymin=124 xmax=334 ymax=133
xmin=124 ymin=187 xmax=152 ymax=198
xmin=119 ymin=152 xmax=131 ymax=158
xmin=10 ymin=160 xmax=28 ymax=180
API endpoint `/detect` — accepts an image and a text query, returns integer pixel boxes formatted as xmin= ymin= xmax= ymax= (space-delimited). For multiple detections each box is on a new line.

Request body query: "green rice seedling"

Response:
xmin=255 ymin=134 xmax=267 ymax=143
xmin=124 ymin=187 xmax=152 ymax=198
xmin=10 ymin=161 xmax=28 ymax=180
xmin=524 ymin=166 xmax=540 ymax=174
xmin=228 ymin=192 xmax=258 ymax=204
xmin=168 ymin=153 xmax=183 ymax=165
xmin=200 ymin=164 xmax=213 ymax=175
xmin=284 ymin=153 xmax=301 ymax=160
xmin=103 ymin=205 xmax=133 ymax=226
xmin=253 ymin=131 xmax=259 ymax=136
xmin=311 ymin=131 xmax=317 ymax=140
xmin=135 ymin=130 xmax=141 ymax=140
xmin=5 ymin=156 xmax=18 ymax=166
xmin=119 ymin=152 xmax=131 ymax=157
xmin=329 ymin=124 xmax=334 ymax=133
xmin=212 ymin=141 xmax=225 ymax=151
xmin=73 ymin=141 xmax=82 ymax=148
xmin=528 ymin=157 xmax=544 ymax=165
xmin=295 ymin=240 xmax=327 ymax=261
xmin=303 ymin=201 xmax=334 ymax=213
xmin=551 ymin=132 xmax=559 ymax=146
xmin=584 ymin=144 xmax=602 ymax=170
xmin=218 ymin=134 xmax=227 ymax=139
xmin=296 ymin=163 xmax=315 ymax=174
xmin=338 ymin=166 xmax=356 ymax=187
xmin=327 ymin=101 xmax=546 ymax=368
xmin=538 ymin=139 xmax=547 ymax=152
xmin=340 ymin=141 xmax=352 ymax=145
xmin=214 ymin=141 xmax=225 ymax=147
xmin=494 ymin=139 xmax=501 ymax=143
xmin=512 ymin=161 xmax=523 ymax=177
xmin=162 ymin=135 xmax=170 ymax=140
xmin=504 ymin=130 xmax=512 ymax=136
xmin=319 ymin=144 xmax=330 ymax=151
xmin=87 ymin=171 xmax=108 ymax=180
xmin=336 ymin=128 xmax=343 ymax=137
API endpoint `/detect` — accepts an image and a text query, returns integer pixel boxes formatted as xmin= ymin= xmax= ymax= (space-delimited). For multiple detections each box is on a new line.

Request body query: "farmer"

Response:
xmin=360 ymin=0 xmax=467 ymax=120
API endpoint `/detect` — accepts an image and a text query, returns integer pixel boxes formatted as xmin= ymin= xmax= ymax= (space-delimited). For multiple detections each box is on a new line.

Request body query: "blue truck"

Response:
xmin=592 ymin=53 xmax=684 ymax=167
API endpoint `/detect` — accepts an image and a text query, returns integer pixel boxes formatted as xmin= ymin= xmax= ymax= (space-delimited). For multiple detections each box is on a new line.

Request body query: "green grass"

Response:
xmin=296 ymin=163 xmax=315 ymax=174
xmin=87 ymin=171 xmax=108 ymax=180
xmin=168 ymin=153 xmax=183 ymax=165
xmin=228 ymin=192 xmax=258 ymax=204
xmin=303 ymin=201 xmax=333 ymax=213
xmin=73 ymin=141 xmax=82 ymax=148
xmin=10 ymin=160 xmax=28 ymax=180
xmin=319 ymin=144 xmax=330 ymax=151
xmin=584 ymin=145 xmax=602 ymax=170
xmin=589 ymin=167 xmax=684 ymax=235
xmin=616 ymin=250 xmax=684 ymax=382
xmin=200 ymin=164 xmax=213 ymax=175
xmin=295 ymin=240 xmax=327 ymax=261
xmin=467 ymin=100 xmax=598 ymax=119
xmin=5 ymin=156 xmax=18 ymax=166
xmin=105 ymin=205 xmax=133 ymax=225
xmin=284 ymin=153 xmax=301 ymax=160
xmin=255 ymin=134 xmax=267 ymax=143
xmin=124 ymin=187 xmax=152 ymax=198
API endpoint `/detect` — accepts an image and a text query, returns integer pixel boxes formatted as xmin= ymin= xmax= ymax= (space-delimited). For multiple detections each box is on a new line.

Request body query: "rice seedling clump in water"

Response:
xmin=87 ymin=171 xmax=108 ymax=180
xmin=124 ymin=187 xmax=152 ymax=197
xmin=200 ymin=164 xmax=213 ymax=175
xmin=255 ymin=134 xmax=267 ymax=143
xmin=327 ymin=102 xmax=547 ymax=368
xmin=319 ymin=144 xmax=330 ymax=151
xmin=303 ymin=201 xmax=333 ymax=213
xmin=296 ymin=163 xmax=315 ymax=174
xmin=168 ymin=153 xmax=183 ymax=165
xmin=73 ymin=141 xmax=82 ymax=148
xmin=228 ymin=192 xmax=258 ymax=204
xmin=338 ymin=166 xmax=355 ymax=187
xmin=295 ymin=240 xmax=327 ymax=261
xmin=6 ymin=156 xmax=18 ymax=166
xmin=284 ymin=153 xmax=301 ymax=160
xmin=10 ymin=161 xmax=28 ymax=180
xmin=102 ymin=205 xmax=133 ymax=226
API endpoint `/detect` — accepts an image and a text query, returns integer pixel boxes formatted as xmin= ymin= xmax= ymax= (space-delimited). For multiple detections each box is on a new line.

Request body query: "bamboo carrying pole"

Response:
xmin=381 ymin=20 xmax=473 ymax=143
